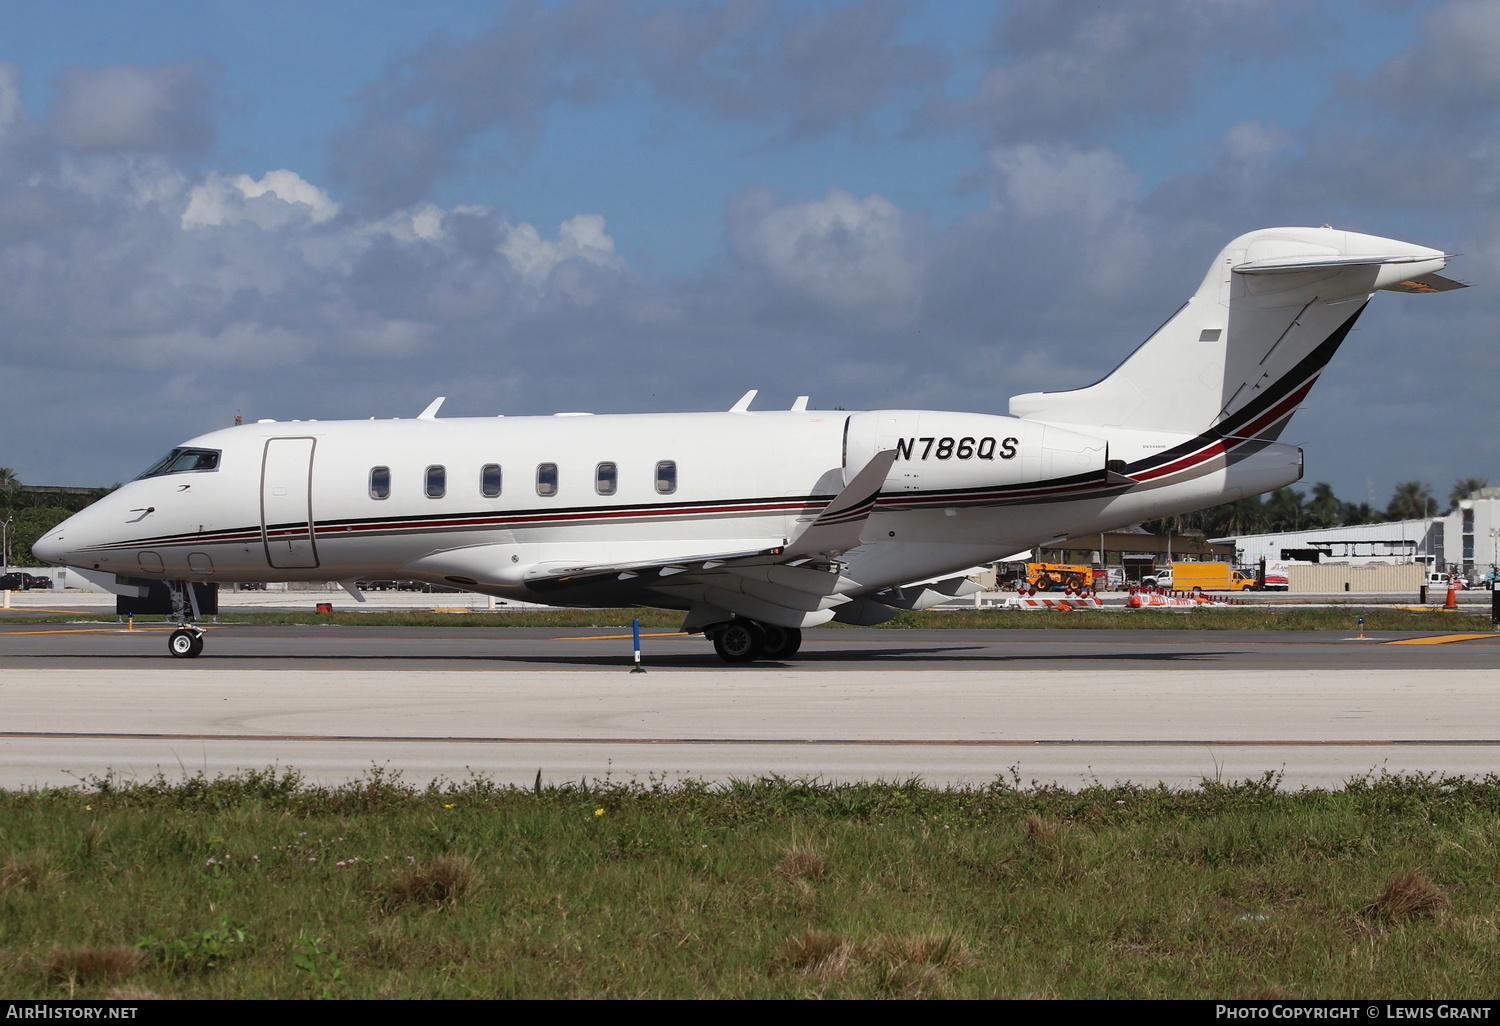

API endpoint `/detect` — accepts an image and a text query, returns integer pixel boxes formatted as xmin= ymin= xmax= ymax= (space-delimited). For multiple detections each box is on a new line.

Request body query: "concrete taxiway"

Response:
xmin=0 ymin=623 xmax=1497 ymax=790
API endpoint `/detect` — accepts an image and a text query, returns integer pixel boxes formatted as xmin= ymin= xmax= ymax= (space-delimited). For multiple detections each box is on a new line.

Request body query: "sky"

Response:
xmin=1 ymin=0 xmax=1496 ymax=510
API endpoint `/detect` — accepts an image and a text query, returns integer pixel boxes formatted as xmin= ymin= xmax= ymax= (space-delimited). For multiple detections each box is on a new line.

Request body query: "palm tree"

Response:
xmin=1448 ymin=477 xmax=1489 ymax=512
xmin=1190 ymin=495 xmax=1269 ymax=538
xmin=1338 ymin=501 xmax=1381 ymax=526
xmin=1307 ymin=482 xmax=1339 ymax=527
xmin=1386 ymin=481 xmax=1437 ymax=521
xmin=0 ymin=468 xmax=17 ymax=490
xmin=1264 ymin=487 xmax=1307 ymax=532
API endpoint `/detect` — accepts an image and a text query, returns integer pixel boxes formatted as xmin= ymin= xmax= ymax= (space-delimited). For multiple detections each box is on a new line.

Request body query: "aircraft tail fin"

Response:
xmin=1008 ymin=227 xmax=1464 ymax=440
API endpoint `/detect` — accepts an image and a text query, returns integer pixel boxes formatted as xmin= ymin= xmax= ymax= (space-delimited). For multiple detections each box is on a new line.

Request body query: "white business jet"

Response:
xmin=34 ymin=226 xmax=1464 ymax=661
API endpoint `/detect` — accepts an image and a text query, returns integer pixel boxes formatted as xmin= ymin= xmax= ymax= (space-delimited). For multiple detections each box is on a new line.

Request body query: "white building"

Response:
xmin=1440 ymin=487 xmax=1500 ymax=576
xmin=1212 ymin=489 xmax=1500 ymax=578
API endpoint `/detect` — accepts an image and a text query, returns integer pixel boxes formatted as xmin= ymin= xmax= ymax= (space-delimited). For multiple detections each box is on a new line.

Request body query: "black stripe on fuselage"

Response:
xmin=81 ymin=465 xmax=1127 ymax=553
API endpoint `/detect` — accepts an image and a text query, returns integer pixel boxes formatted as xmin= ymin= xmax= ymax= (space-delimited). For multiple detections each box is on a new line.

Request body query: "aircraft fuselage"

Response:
xmin=39 ymin=407 xmax=1300 ymax=607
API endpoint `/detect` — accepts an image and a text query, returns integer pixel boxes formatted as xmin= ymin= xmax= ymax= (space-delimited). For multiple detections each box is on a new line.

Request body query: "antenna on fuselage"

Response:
xmin=729 ymin=390 xmax=757 ymax=413
xmin=417 ymin=397 xmax=446 ymax=420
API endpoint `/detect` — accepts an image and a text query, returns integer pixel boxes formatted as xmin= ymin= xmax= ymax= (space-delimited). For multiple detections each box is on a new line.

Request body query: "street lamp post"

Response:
xmin=1 ymin=517 xmax=11 ymax=573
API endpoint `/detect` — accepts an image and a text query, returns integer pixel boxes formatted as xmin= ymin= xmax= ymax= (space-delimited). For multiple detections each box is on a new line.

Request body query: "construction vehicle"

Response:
xmin=1024 ymin=563 xmax=1095 ymax=591
xmin=1167 ymin=562 xmax=1257 ymax=592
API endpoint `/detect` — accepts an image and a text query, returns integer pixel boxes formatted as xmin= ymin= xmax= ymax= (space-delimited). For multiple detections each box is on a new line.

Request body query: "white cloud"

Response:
xmin=500 ymin=213 xmax=620 ymax=285
xmin=986 ymin=142 xmax=1138 ymax=223
xmin=728 ymin=186 xmax=919 ymax=315
xmin=182 ymin=169 xmax=340 ymax=229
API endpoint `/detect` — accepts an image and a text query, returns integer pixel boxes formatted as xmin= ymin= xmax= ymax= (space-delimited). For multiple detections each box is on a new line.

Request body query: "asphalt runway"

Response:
xmin=1 ymin=622 xmax=1498 ymax=790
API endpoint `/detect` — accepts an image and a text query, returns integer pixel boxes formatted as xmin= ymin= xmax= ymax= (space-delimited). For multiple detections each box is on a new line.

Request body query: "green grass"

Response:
xmin=3 ymin=770 xmax=1499 ymax=998
xmin=5 ymin=605 xmax=1494 ymax=632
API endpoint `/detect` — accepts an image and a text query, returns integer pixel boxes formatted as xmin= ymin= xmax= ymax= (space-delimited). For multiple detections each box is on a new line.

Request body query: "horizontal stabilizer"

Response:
xmin=1382 ymin=271 xmax=1468 ymax=294
xmin=1232 ymin=253 xmax=1443 ymax=274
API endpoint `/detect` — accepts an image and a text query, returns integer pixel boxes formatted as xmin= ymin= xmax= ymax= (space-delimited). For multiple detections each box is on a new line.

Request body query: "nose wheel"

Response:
xmin=168 ymin=627 xmax=205 ymax=659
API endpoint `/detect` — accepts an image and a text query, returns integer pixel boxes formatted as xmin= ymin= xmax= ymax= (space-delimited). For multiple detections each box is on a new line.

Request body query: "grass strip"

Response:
xmin=3 ymin=769 xmax=1500 ymax=999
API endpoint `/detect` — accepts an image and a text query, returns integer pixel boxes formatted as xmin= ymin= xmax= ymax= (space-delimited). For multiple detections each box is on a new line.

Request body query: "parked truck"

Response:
xmin=1165 ymin=562 xmax=1257 ymax=592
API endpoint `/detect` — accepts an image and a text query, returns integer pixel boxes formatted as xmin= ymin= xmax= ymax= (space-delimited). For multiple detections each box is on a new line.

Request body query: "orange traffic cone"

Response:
xmin=1444 ymin=584 xmax=1458 ymax=610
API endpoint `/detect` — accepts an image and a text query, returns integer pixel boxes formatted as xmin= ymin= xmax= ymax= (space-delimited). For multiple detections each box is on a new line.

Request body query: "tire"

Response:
xmin=712 ymin=620 xmax=764 ymax=663
xmin=168 ymin=628 xmax=202 ymax=659
xmin=759 ymin=625 xmax=802 ymax=660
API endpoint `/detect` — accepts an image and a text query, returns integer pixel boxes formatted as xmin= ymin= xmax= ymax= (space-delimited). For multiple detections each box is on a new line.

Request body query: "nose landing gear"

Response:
xmin=165 ymin=580 xmax=207 ymax=658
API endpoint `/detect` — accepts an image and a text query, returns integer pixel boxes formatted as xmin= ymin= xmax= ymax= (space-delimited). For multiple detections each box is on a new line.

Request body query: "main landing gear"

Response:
xmin=706 ymin=619 xmax=802 ymax=663
xmin=165 ymin=580 xmax=206 ymax=659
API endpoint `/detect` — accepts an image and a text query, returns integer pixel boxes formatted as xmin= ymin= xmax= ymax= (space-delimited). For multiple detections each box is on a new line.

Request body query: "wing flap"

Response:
xmin=523 ymin=544 xmax=784 ymax=583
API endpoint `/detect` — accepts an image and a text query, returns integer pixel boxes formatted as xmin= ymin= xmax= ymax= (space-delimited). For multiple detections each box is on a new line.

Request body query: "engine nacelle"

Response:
xmin=844 ymin=410 xmax=1109 ymax=495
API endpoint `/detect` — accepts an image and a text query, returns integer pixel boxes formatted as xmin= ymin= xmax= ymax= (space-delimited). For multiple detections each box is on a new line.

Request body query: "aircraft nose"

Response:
xmin=32 ymin=527 xmax=66 ymax=565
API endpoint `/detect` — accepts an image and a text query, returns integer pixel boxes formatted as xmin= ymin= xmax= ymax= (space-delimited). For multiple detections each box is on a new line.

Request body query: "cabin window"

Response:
xmin=655 ymin=460 xmax=677 ymax=495
xmin=370 ymin=466 xmax=390 ymax=499
xmin=537 ymin=463 xmax=558 ymax=496
xmin=595 ymin=462 xmax=617 ymax=496
xmin=425 ymin=465 xmax=446 ymax=499
xmin=481 ymin=464 xmax=502 ymax=497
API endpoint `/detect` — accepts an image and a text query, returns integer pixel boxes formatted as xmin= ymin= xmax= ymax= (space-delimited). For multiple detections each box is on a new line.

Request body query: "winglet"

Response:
xmin=785 ymin=450 xmax=896 ymax=558
xmin=729 ymin=390 xmax=757 ymax=413
xmin=418 ymin=397 xmax=446 ymax=420
xmin=791 ymin=396 xmax=809 ymax=411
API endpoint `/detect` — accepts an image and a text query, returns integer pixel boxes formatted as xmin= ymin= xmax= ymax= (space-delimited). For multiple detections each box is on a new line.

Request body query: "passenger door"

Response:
xmin=261 ymin=437 xmax=319 ymax=568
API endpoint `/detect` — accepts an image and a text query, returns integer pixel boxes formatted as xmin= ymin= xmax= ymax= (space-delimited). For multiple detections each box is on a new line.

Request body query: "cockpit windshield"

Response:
xmin=136 ymin=448 xmax=222 ymax=479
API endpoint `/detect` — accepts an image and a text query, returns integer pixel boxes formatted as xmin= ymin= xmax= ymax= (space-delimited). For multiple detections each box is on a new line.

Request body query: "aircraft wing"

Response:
xmin=782 ymin=449 xmax=896 ymax=558
xmin=524 ymin=451 xmax=895 ymax=587
xmin=516 ymin=454 xmax=898 ymax=628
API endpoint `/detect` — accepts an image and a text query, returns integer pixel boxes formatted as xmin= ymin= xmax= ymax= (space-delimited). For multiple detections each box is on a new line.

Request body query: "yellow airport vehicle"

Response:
xmin=1168 ymin=562 xmax=1257 ymax=592
xmin=1025 ymin=563 xmax=1095 ymax=591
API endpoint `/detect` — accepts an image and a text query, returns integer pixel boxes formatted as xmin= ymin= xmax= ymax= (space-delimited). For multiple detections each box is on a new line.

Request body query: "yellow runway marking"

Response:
xmin=0 ymin=625 xmax=222 ymax=637
xmin=565 ymin=631 xmax=690 ymax=641
xmin=1385 ymin=633 xmax=1499 ymax=645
